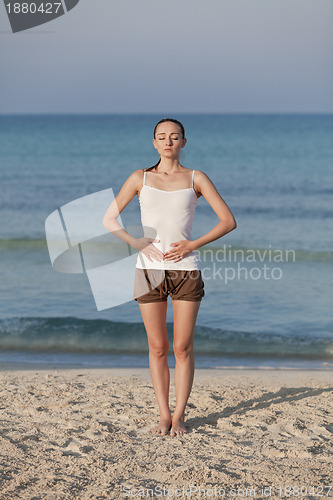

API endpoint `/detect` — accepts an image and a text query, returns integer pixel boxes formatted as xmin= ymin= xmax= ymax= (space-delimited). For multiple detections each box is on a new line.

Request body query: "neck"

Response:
xmin=156 ymin=157 xmax=181 ymax=173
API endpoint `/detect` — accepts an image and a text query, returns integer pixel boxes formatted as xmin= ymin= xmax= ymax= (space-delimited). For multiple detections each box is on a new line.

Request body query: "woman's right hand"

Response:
xmin=133 ymin=237 xmax=164 ymax=263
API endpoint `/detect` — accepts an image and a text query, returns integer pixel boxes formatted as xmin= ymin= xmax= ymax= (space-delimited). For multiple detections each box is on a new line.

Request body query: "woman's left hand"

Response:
xmin=163 ymin=240 xmax=195 ymax=262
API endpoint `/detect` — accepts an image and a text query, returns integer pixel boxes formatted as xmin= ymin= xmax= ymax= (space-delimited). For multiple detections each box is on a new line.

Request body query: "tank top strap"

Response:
xmin=191 ymin=169 xmax=195 ymax=188
xmin=143 ymin=170 xmax=146 ymax=186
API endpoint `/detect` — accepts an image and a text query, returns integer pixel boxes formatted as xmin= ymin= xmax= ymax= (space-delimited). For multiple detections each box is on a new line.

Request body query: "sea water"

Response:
xmin=0 ymin=114 xmax=332 ymax=369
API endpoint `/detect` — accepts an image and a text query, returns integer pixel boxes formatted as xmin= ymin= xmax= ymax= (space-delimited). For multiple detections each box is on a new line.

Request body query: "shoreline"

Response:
xmin=1 ymin=362 xmax=333 ymax=374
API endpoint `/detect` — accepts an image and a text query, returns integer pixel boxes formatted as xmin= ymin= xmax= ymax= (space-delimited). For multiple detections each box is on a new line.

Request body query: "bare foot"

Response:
xmin=151 ymin=415 xmax=172 ymax=436
xmin=170 ymin=415 xmax=187 ymax=437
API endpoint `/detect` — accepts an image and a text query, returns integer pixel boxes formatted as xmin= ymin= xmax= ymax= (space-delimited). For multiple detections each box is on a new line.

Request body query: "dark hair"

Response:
xmin=145 ymin=118 xmax=185 ymax=172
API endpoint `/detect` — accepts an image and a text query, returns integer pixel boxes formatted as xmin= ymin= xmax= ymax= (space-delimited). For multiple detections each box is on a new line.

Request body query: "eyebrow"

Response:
xmin=157 ymin=132 xmax=179 ymax=136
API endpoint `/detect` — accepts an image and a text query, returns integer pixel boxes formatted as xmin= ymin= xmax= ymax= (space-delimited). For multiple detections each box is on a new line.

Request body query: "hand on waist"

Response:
xmin=163 ymin=240 xmax=195 ymax=263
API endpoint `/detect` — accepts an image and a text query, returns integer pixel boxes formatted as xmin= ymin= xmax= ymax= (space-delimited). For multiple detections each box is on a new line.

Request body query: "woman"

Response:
xmin=103 ymin=118 xmax=237 ymax=437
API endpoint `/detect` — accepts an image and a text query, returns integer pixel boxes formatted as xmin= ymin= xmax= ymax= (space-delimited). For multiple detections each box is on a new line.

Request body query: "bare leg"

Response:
xmin=138 ymin=301 xmax=171 ymax=435
xmin=170 ymin=300 xmax=201 ymax=436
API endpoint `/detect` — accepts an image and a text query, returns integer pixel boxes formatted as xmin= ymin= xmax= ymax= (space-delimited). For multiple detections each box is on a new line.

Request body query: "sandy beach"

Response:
xmin=0 ymin=366 xmax=332 ymax=499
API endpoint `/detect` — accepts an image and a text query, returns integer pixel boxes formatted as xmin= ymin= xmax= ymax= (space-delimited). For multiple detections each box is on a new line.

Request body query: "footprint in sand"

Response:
xmin=61 ymin=438 xmax=94 ymax=456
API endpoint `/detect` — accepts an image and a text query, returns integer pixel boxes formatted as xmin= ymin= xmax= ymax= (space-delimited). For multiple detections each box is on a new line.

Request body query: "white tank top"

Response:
xmin=136 ymin=169 xmax=200 ymax=270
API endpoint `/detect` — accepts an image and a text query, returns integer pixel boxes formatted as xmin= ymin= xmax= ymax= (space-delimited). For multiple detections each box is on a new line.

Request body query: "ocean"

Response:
xmin=1 ymin=114 xmax=332 ymax=370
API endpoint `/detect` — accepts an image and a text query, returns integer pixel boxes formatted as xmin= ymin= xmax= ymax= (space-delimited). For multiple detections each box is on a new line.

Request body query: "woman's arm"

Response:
xmin=102 ymin=169 xmax=140 ymax=246
xmin=102 ymin=169 xmax=164 ymax=263
xmin=191 ymin=170 xmax=237 ymax=250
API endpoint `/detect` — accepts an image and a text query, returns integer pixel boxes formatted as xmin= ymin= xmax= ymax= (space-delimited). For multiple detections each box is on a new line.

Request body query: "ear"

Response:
xmin=181 ymin=138 xmax=187 ymax=148
xmin=152 ymin=138 xmax=158 ymax=150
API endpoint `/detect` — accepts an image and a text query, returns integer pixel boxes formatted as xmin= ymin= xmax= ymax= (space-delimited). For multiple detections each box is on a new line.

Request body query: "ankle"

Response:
xmin=172 ymin=411 xmax=185 ymax=422
xmin=160 ymin=411 xmax=172 ymax=421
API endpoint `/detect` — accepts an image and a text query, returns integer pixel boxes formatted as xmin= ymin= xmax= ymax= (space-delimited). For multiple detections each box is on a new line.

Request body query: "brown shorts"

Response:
xmin=133 ymin=268 xmax=205 ymax=303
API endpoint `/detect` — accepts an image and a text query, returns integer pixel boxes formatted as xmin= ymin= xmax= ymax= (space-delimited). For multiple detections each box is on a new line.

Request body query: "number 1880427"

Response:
xmin=6 ymin=3 xmax=62 ymax=14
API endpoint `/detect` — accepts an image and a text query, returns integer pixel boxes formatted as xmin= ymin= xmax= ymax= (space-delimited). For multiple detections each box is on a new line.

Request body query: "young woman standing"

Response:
xmin=103 ymin=118 xmax=237 ymax=437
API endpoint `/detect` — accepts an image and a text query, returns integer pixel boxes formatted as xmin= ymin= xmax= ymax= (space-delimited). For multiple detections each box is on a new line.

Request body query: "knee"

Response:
xmin=149 ymin=340 xmax=169 ymax=359
xmin=173 ymin=342 xmax=193 ymax=360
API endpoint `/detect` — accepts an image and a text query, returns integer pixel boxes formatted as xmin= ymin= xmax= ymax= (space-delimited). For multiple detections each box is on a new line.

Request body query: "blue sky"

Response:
xmin=1 ymin=0 xmax=332 ymax=113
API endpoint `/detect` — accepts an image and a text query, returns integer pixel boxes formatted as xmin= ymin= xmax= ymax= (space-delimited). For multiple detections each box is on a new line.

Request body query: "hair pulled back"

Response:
xmin=145 ymin=118 xmax=185 ymax=172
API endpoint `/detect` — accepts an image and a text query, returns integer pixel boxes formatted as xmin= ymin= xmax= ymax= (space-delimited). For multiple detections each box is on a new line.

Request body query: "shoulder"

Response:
xmin=194 ymin=170 xmax=216 ymax=185
xmin=193 ymin=170 xmax=214 ymax=196
xmin=122 ymin=168 xmax=142 ymax=184
xmin=194 ymin=169 xmax=210 ymax=179
xmin=127 ymin=169 xmax=147 ymax=196
xmin=125 ymin=169 xmax=147 ymax=183
xmin=130 ymin=169 xmax=145 ymax=181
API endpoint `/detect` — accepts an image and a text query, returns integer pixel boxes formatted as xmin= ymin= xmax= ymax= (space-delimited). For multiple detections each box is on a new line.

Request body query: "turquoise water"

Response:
xmin=1 ymin=114 xmax=332 ymax=369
